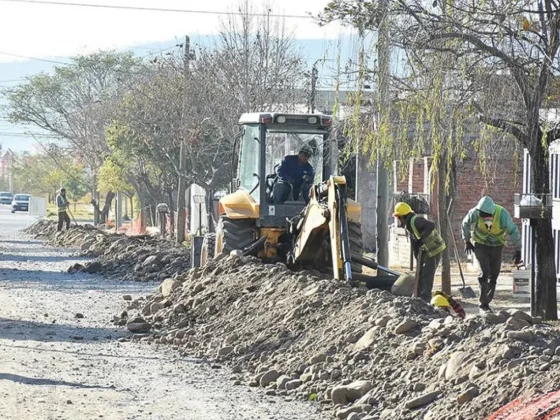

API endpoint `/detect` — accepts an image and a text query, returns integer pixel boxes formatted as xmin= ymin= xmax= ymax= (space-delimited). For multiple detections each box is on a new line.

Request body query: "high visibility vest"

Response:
xmin=56 ymin=195 xmax=68 ymax=213
xmin=472 ymin=205 xmax=505 ymax=245
xmin=410 ymin=215 xmax=446 ymax=258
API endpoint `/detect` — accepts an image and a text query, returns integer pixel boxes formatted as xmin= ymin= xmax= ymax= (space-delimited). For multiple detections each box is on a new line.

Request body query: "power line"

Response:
xmin=0 ymin=131 xmax=60 ymax=138
xmin=0 ymin=51 xmax=70 ymax=65
xmin=0 ymin=0 xmax=313 ymax=19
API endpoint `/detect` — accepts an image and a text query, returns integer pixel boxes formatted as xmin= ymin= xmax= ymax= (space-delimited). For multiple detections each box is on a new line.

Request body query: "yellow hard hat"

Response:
xmin=393 ymin=202 xmax=413 ymax=217
xmin=431 ymin=294 xmax=451 ymax=308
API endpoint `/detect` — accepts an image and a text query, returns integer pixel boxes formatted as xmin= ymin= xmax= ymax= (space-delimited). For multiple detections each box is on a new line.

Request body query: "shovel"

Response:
xmin=67 ymin=208 xmax=79 ymax=227
xmin=446 ymin=204 xmax=477 ymax=299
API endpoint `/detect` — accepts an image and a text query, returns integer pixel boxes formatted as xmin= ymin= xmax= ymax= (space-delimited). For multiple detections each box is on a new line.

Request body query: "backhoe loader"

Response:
xmin=200 ymin=112 xmax=399 ymax=287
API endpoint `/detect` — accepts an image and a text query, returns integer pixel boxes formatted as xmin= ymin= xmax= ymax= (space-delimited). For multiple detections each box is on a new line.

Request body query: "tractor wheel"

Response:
xmin=201 ymin=233 xmax=216 ymax=266
xmin=216 ymin=217 xmax=257 ymax=255
xmin=349 ymin=221 xmax=363 ymax=273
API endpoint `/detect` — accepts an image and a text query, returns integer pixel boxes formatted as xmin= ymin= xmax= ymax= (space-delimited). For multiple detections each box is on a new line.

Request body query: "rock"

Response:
xmin=74 ymin=313 xmax=84 ymax=319
xmin=230 ymin=250 xmax=243 ymax=257
xmin=224 ymin=333 xmax=239 ymax=345
xmin=276 ymin=375 xmax=291 ymax=390
xmin=506 ymin=317 xmax=531 ymax=330
xmin=309 ymin=353 xmax=327 ymax=364
xmin=300 ymin=373 xmax=313 ymax=383
xmin=445 ymin=352 xmax=468 ymax=381
xmin=375 ymin=316 xmax=391 ymax=327
xmin=414 ymin=383 xmax=426 ymax=392
xmin=391 ymin=272 xmax=415 ymax=296
xmin=331 ymin=380 xmax=373 ymax=405
xmin=126 ymin=316 xmax=151 ymax=333
xmin=217 ymin=346 xmax=234 ymax=357
xmin=508 ymin=309 xmax=533 ymax=324
xmin=482 ymin=312 xmax=507 ymax=325
xmin=508 ymin=330 xmax=534 ymax=342
xmin=123 ymin=295 xmax=132 ymax=301
xmin=150 ymin=302 xmax=164 ymax=314
xmin=394 ymin=319 xmax=418 ymax=334
xmin=336 ymin=406 xmax=362 ymax=419
xmin=160 ymin=278 xmax=180 ymax=297
xmin=354 ymin=327 xmax=377 ymax=350
xmin=405 ymin=391 xmax=440 ymax=409
xmin=285 ymin=379 xmax=302 ymax=390
xmin=142 ymin=255 xmax=159 ymax=267
xmin=457 ymin=387 xmax=479 ymax=405
xmin=259 ymin=369 xmax=280 ymax=387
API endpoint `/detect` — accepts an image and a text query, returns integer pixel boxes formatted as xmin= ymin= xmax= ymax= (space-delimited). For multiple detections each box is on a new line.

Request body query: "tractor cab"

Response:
xmin=235 ymin=112 xmax=333 ymax=227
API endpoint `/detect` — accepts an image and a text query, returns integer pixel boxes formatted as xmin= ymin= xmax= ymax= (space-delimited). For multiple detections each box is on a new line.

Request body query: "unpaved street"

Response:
xmin=0 ymin=209 xmax=327 ymax=420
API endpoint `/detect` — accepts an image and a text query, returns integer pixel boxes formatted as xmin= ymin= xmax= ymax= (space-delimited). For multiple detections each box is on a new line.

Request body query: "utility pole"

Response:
xmin=176 ymin=35 xmax=191 ymax=244
xmin=376 ymin=0 xmax=390 ymax=267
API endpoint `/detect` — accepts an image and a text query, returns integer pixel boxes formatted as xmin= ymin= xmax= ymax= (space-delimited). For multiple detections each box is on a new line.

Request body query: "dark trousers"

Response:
xmin=418 ymin=252 xmax=441 ymax=301
xmin=473 ymin=243 xmax=503 ymax=306
xmin=273 ymin=181 xmax=311 ymax=204
xmin=57 ymin=211 xmax=71 ymax=232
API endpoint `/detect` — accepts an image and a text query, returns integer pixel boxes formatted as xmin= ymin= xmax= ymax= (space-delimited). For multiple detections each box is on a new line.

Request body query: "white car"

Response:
xmin=11 ymin=194 xmax=31 ymax=213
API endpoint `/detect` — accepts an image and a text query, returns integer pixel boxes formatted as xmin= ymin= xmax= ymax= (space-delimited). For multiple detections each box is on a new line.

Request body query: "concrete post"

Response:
xmin=356 ymin=153 xmax=377 ymax=251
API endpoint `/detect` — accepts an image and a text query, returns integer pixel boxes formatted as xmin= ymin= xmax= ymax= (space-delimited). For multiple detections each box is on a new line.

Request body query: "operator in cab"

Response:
xmin=273 ymin=146 xmax=315 ymax=204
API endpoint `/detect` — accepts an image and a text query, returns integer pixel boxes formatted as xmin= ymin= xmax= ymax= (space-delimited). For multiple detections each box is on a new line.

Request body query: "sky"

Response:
xmin=0 ymin=0 xmax=348 ymax=61
xmin=0 ymin=0 xmax=360 ymax=152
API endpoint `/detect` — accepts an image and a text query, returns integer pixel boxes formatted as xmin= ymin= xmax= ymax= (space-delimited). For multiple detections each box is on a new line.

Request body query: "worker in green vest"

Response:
xmin=56 ymin=187 xmax=71 ymax=232
xmin=393 ymin=202 xmax=446 ymax=302
xmin=462 ymin=196 xmax=522 ymax=312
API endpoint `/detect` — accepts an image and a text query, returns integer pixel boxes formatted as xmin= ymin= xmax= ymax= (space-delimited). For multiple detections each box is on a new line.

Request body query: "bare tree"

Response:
xmin=323 ymin=0 xmax=559 ymax=319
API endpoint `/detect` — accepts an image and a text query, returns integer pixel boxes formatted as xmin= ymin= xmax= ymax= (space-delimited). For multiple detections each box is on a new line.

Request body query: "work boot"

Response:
xmin=479 ymin=303 xmax=492 ymax=313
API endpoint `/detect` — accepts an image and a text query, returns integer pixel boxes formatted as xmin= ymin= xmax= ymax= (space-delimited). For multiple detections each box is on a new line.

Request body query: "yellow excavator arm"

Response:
xmin=290 ymin=176 xmax=361 ymax=282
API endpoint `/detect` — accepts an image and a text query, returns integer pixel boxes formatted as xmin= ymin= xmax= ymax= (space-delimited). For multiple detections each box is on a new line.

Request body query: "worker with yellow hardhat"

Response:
xmin=393 ymin=201 xmax=446 ymax=302
xmin=431 ymin=291 xmax=466 ymax=319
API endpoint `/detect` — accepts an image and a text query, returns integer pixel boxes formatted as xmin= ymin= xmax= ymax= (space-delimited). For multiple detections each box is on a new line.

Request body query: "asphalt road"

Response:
xmin=0 ymin=207 xmax=328 ymax=420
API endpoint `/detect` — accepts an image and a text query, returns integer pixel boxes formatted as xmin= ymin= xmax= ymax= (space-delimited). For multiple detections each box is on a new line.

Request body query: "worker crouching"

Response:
xmin=393 ymin=202 xmax=446 ymax=302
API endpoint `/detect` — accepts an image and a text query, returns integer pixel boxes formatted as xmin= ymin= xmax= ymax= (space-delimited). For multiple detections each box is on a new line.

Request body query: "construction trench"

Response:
xmin=18 ymin=220 xmax=560 ymax=420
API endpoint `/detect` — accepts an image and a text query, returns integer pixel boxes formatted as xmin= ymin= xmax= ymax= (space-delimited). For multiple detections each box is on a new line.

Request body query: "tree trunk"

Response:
xmin=92 ymin=173 xmax=99 ymax=226
xmin=176 ymin=141 xmax=187 ymax=244
xmin=100 ymin=191 xmax=115 ymax=224
xmin=438 ymin=156 xmax=451 ymax=295
xmin=168 ymin=189 xmax=175 ymax=240
xmin=530 ymin=141 xmax=558 ymax=320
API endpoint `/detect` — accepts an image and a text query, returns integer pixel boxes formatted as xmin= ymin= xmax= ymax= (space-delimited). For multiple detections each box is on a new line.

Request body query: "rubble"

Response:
xmin=24 ymin=220 xmax=560 ymax=419
xmin=25 ymin=220 xmax=191 ymax=282
xmin=110 ymin=253 xmax=560 ymax=419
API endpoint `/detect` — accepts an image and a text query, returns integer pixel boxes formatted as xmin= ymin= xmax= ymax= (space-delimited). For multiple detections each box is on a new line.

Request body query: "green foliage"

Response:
xmin=11 ymin=151 xmax=88 ymax=200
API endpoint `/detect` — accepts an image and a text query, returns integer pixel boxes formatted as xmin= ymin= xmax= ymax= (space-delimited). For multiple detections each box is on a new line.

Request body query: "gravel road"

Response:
xmin=0 ymin=211 xmax=328 ymax=420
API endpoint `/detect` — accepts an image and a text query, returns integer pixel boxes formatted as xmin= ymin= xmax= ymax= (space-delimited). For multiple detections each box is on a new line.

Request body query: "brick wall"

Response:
xmin=453 ymin=158 xmax=523 ymax=261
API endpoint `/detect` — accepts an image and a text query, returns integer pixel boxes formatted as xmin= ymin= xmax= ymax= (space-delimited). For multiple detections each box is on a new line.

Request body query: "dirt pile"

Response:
xmin=118 ymin=253 xmax=560 ymax=420
xmin=25 ymin=220 xmax=191 ymax=282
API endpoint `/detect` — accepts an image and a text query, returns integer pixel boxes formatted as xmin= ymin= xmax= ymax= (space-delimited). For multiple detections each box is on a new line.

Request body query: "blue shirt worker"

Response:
xmin=462 ymin=196 xmax=522 ymax=312
xmin=273 ymin=147 xmax=315 ymax=204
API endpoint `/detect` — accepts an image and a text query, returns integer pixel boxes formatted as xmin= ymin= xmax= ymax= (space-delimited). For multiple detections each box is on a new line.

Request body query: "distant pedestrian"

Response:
xmin=393 ymin=202 xmax=446 ymax=302
xmin=461 ymin=196 xmax=522 ymax=312
xmin=56 ymin=188 xmax=71 ymax=232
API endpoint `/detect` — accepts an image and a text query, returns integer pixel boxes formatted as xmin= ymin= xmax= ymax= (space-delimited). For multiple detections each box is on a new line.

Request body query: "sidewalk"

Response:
xmin=429 ymin=263 xmax=560 ymax=315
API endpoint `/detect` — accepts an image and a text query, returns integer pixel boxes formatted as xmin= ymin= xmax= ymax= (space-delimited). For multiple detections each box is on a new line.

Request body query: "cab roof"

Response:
xmin=238 ymin=112 xmax=331 ymax=125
